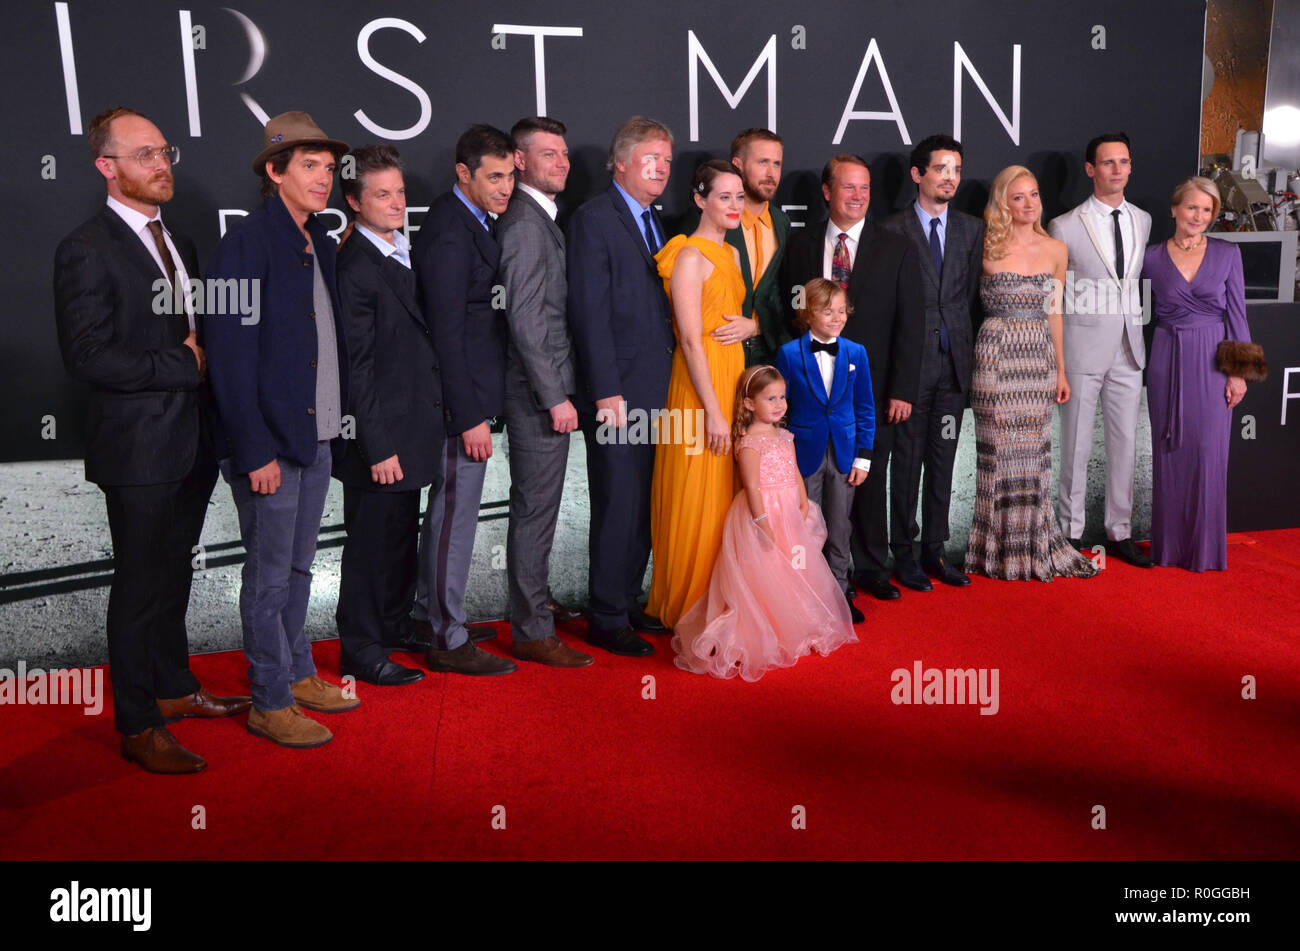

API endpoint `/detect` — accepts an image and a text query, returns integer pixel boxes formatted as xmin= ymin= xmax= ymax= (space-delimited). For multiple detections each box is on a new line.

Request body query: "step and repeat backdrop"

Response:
xmin=7 ymin=0 xmax=1292 ymax=529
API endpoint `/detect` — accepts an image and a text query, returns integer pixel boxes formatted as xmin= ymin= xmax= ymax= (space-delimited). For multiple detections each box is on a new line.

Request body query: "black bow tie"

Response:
xmin=810 ymin=339 xmax=839 ymax=356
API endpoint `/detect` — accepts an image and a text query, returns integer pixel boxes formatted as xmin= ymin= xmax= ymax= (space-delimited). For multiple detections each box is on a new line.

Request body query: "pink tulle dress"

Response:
xmin=671 ymin=430 xmax=858 ymax=681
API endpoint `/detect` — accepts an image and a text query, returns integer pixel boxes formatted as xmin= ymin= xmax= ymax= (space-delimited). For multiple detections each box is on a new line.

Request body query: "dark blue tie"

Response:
xmin=642 ymin=209 xmax=659 ymax=254
xmin=930 ymin=217 xmax=949 ymax=353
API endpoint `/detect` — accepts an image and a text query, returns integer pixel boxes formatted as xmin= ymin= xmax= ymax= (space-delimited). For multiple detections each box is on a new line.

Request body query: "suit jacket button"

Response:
xmin=434 ymin=401 xmax=441 ymax=408
xmin=303 ymin=259 xmax=310 ymax=267
xmin=310 ymin=359 xmax=317 ymax=368
xmin=307 ymin=407 xmax=316 ymax=415
xmin=309 ymin=312 xmax=316 ymax=320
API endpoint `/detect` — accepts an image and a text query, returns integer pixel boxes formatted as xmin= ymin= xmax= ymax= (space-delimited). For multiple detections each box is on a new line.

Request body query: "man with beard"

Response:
xmin=726 ymin=128 xmax=792 ymax=366
xmin=54 ymin=107 xmax=249 ymax=774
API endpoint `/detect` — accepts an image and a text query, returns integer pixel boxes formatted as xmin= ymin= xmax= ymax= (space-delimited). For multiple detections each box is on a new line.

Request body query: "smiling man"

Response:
xmin=205 ymin=111 xmax=358 ymax=749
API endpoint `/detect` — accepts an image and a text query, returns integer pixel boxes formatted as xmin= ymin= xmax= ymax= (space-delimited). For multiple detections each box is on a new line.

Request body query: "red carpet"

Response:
xmin=3 ymin=529 xmax=1299 ymax=860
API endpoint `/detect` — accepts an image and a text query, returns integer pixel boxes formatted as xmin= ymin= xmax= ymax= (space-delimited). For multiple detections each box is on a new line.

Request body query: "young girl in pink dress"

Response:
xmin=671 ymin=365 xmax=858 ymax=682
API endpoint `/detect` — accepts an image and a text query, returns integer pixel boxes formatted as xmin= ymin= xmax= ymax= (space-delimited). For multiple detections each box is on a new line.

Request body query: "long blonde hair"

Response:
xmin=983 ymin=165 xmax=1049 ymax=260
xmin=732 ymin=365 xmax=785 ymax=444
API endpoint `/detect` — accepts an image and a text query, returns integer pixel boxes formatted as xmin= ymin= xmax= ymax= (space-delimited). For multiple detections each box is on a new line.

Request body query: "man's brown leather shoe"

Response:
xmin=544 ymin=598 xmax=585 ymax=625
xmin=292 ymin=675 xmax=361 ymax=713
xmin=157 ymin=687 xmax=252 ymax=723
xmin=120 ymin=726 xmax=207 ymax=774
xmin=247 ymin=704 xmax=333 ymax=748
xmin=512 ymin=636 xmax=594 ymax=668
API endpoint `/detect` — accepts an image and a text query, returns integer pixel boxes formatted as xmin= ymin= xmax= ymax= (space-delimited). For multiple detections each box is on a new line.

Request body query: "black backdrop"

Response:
xmin=6 ymin=0 xmax=1209 ymax=462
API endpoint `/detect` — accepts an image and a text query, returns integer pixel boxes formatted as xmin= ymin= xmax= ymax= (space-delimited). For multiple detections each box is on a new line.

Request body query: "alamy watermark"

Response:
xmin=0 ymin=662 xmax=104 ymax=715
xmin=152 ymin=277 xmax=260 ymax=325
xmin=1042 ymin=272 xmax=1152 ymax=324
xmin=596 ymin=402 xmax=706 ymax=455
xmin=890 ymin=660 xmax=999 ymax=715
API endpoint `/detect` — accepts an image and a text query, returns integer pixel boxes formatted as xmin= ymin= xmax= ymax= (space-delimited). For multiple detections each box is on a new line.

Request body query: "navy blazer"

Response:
xmin=412 ymin=190 xmax=507 ymax=436
xmin=333 ymin=231 xmax=444 ymax=491
xmin=775 ymin=332 xmax=876 ymax=478
xmin=566 ymin=182 xmax=674 ymax=414
xmin=204 ymin=194 xmax=350 ymax=474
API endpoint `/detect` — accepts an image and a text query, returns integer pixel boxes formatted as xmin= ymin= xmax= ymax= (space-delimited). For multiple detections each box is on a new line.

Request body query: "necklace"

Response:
xmin=1173 ymin=233 xmax=1205 ymax=252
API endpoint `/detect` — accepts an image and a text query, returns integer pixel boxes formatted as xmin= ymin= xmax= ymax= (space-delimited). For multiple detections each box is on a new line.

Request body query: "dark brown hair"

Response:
xmin=692 ymin=158 xmax=741 ymax=201
xmin=340 ymin=144 xmax=402 ymax=208
xmin=730 ymin=127 xmax=783 ymax=159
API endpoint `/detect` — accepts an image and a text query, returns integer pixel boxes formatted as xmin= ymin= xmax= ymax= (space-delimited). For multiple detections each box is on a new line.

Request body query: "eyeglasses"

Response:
xmin=102 ymin=145 xmax=180 ymax=169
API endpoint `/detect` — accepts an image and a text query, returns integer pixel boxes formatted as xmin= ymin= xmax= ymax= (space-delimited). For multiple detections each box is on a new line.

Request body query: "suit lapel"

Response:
xmin=608 ymin=183 xmax=657 ymax=271
xmin=1078 ymin=210 xmax=1118 ymax=282
xmin=848 ymin=218 xmax=874 ymax=289
xmin=379 ymin=254 xmax=423 ymax=326
xmin=516 ymin=188 xmax=565 ymax=251
xmin=100 ymin=207 xmax=171 ymax=286
xmin=726 ymin=227 xmax=754 ymax=289
xmin=906 ymin=211 xmax=941 ymax=291
xmin=799 ymin=334 xmax=830 ymax=407
xmin=828 ymin=344 xmax=849 ymax=406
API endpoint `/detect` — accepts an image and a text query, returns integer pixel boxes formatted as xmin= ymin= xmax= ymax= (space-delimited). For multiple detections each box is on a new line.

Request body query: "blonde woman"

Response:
xmin=963 ymin=166 xmax=1097 ymax=581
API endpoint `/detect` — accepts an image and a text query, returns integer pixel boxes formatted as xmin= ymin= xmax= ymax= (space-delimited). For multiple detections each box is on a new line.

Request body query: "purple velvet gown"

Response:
xmin=1141 ymin=238 xmax=1251 ymax=571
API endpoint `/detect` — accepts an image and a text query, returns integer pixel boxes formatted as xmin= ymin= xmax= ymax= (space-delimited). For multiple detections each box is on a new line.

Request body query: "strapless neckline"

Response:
xmin=981 ymin=271 xmax=1053 ymax=282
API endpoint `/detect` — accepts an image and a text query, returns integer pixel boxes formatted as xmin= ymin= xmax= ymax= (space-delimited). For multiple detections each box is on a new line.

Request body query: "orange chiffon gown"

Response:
xmin=646 ymin=235 xmax=746 ymax=628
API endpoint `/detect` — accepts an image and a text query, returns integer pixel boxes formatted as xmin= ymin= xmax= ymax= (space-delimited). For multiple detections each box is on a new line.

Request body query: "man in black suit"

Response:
xmin=334 ymin=145 xmax=442 ymax=686
xmin=782 ymin=153 xmax=924 ymax=606
xmin=53 ymin=107 xmax=249 ymax=774
xmin=498 ymin=117 xmax=592 ymax=668
xmin=567 ymin=116 xmax=677 ymax=656
xmin=411 ymin=125 xmax=518 ymax=676
xmin=880 ymin=134 xmax=983 ymax=591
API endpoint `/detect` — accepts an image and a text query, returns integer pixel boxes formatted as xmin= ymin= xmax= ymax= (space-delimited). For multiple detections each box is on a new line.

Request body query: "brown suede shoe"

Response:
xmin=291 ymin=674 xmax=361 ymax=713
xmin=512 ymin=636 xmax=594 ymax=668
xmin=120 ymin=726 xmax=207 ymax=774
xmin=157 ymin=687 xmax=252 ymax=723
xmin=246 ymin=704 xmax=333 ymax=748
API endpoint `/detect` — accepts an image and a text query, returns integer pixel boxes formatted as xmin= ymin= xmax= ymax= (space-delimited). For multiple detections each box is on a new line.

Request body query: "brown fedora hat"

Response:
xmin=251 ymin=111 xmax=350 ymax=175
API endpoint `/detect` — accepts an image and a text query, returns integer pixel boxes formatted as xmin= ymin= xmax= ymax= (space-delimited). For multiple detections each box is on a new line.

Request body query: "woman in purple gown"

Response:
xmin=1141 ymin=177 xmax=1257 ymax=571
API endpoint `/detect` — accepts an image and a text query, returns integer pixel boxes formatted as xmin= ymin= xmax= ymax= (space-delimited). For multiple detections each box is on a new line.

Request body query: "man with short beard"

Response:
xmin=54 ymin=107 xmax=249 ymax=774
xmin=728 ymin=128 xmax=792 ymax=366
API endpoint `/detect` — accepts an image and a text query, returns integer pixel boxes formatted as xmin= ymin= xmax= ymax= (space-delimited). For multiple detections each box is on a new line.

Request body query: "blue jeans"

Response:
xmin=220 ymin=442 xmax=332 ymax=710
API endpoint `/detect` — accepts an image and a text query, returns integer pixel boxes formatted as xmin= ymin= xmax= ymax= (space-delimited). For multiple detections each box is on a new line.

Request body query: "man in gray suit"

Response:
xmin=881 ymin=134 xmax=983 ymax=591
xmin=498 ymin=117 xmax=593 ymax=667
xmin=1047 ymin=132 xmax=1152 ymax=567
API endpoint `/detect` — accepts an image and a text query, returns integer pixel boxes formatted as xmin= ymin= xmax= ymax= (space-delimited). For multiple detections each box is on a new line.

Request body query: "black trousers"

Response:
xmin=890 ymin=349 xmax=965 ymax=561
xmin=101 ymin=458 xmax=216 ymax=735
xmin=336 ymin=486 xmax=423 ymax=666
xmin=849 ymin=418 xmax=896 ymax=581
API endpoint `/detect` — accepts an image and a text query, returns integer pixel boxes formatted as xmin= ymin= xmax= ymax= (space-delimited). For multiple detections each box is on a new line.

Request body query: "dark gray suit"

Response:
xmin=880 ymin=205 xmax=984 ymax=560
xmin=498 ymin=186 xmax=575 ymax=643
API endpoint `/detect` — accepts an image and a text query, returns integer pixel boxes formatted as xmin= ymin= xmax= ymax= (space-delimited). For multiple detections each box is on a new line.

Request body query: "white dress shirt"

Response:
xmin=1085 ymin=194 xmax=1137 ymax=279
xmin=516 ymin=182 xmax=559 ymax=221
xmin=822 ymin=218 xmax=866 ymax=281
xmin=355 ymin=222 xmax=412 ymax=269
xmin=106 ymin=195 xmax=194 ymax=330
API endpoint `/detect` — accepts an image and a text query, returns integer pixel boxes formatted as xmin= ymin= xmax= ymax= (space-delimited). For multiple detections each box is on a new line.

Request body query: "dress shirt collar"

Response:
xmin=106 ymin=194 xmax=163 ymax=234
xmin=914 ymin=200 xmax=948 ymax=236
xmin=452 ymin=183 xmax=492 ymax=230
xmin=741 ymin=202 xmax=772 ymax=231
xmin=827 ymin=217 xmax=865 ymax=246
xmin=517 ymin=182 xmax=559 ymax=221
xmin=1086 ymin=193 xmax=1129 ymax=220
xmin=810 ymin=330 xmax=838 ymax=345
xmin=355 ymin=222 xmax=411 ymax=268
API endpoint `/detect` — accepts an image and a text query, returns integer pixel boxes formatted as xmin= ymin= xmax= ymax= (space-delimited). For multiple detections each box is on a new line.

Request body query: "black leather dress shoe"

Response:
xmin=398 ymin=619 xmax=494 ymax=650
xmin=862 ymin=576 xmax=901 ymax=601
xmin=845 ymin=592 xmax=865 ymax=624
xmin=628 ymin=609 xmax=669 ymax=634
xmin=922 ymin=555 xmax=972 ymax=587
xmin=340 ymin=656 xmax=426 ymax=686
xmin=893 ymin=559 xmax=933 ymax=592
xmin=544 ymin=598 xmax=585 ymax=625
xmin=587 ymin=624 xmax=655 ymax=657
xmin=1106 ymin=538 xmax=1153 ymax=568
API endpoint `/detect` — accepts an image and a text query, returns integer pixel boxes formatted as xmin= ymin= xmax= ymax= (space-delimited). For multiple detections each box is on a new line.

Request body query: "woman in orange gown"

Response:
xmin=646 ymin=160 xmax=754 ymax=628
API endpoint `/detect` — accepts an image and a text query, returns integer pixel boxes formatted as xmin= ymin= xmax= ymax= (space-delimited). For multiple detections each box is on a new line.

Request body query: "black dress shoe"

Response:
xmin=1106 ymin=537 xmax=1153 ymax=568
xmin=845 ymin=592 xmax=865 ymax=624
xmin=893 ymin=559 xmax=933 ymax=592
xmin=544 ymin=598 xmax=585 ymax=625
xmin=863 ymin=577 xmax=901 ymax=601
xmin=628 ymin=609 xmax=669 ymax=634
xmin=398 ymin=619 xmax=495 ymax=650
xmin=922 ymin=555 xmax=972 ymax=587
xmin=340 ymin=656 xmax=426 ymax=686
xmin=425 ymin=641 xmax=517 ymax=676
xmin=586 ymin=624 xmax=655 ymax=657
xmin=467 ymin=624 xmax=498 ymax=643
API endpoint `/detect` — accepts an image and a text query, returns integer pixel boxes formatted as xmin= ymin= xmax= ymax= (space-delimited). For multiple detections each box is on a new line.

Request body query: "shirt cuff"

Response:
xmin=852 ymin=457 xmax=871 ymax=472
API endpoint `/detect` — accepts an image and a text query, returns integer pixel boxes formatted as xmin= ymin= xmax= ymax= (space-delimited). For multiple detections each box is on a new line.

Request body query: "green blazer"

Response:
xmin=726 ymin=204 xmax=791 ymax=364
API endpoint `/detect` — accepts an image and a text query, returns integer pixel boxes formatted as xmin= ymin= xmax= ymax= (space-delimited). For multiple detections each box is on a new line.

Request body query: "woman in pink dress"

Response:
xmin=672 ymin=365 xmax=857 ymax=682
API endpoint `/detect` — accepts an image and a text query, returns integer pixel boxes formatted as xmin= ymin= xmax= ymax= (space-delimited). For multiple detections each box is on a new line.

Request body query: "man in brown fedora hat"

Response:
xmin=205 ymin=111 xmax=358 ymax=748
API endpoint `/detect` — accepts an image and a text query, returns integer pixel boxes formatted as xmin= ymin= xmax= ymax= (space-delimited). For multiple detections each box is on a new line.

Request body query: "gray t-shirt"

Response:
xmin=312 ymin=255 xmax=341 ymax=441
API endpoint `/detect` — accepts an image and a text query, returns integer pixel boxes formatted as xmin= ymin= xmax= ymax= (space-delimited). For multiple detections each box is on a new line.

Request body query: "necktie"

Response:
xmin=810 ymin=339 xmax=839 ymax=356
xmin=930 ymin=217 xmax=949 ymax=353
xmin=147 ymin=220 xmax=188 ymax=333
xmin=1111 ymin=208 xmax=1124 ymax=279
xmin=832 ymin=233 xmax=851 ymax=289
xmin=642 ymin=209 xmax=659 ymax=254
xmin=486 ymin=214 xmax=498 ymax=239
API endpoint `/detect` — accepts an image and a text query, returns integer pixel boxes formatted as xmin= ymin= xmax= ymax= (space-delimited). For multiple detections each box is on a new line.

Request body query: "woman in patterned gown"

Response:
xmin=646 ymin=160 xmax=751 ymax=628
xmin=964 ymin=166 xmax=1098 ymax=581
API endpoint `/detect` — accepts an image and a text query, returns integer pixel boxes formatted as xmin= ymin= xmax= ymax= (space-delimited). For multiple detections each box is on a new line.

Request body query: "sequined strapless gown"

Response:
xmin=963 ymin=272 xmax=1097 ymax=581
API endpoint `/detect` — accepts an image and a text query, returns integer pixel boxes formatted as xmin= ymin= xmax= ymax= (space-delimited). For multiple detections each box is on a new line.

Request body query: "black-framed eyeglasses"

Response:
xmin=102 ymin=145 xmax=180 ymax=169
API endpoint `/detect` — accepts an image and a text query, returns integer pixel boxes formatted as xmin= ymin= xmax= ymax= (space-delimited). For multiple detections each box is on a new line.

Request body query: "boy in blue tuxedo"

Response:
xmin=774 ymin=278 xmax=875 ymax=622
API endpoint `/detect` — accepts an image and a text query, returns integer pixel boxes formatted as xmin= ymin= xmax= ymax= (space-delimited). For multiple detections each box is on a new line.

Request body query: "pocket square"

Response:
xmin=849 ymin=364 xmax=856 ymax=372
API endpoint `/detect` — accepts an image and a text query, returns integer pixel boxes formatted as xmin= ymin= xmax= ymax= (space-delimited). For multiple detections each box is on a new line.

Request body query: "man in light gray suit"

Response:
xmin=498 ymin=117 xmax=593 ymax=666
xmin=1048 ymin=132 xmax=1152 ymax=567
xmin=881 ymin=134 xmax=983 ymax=592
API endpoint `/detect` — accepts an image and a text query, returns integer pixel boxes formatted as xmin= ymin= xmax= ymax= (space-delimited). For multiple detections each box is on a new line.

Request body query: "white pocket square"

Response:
xmin=850 ymin=364 xmax=856 ymax=372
